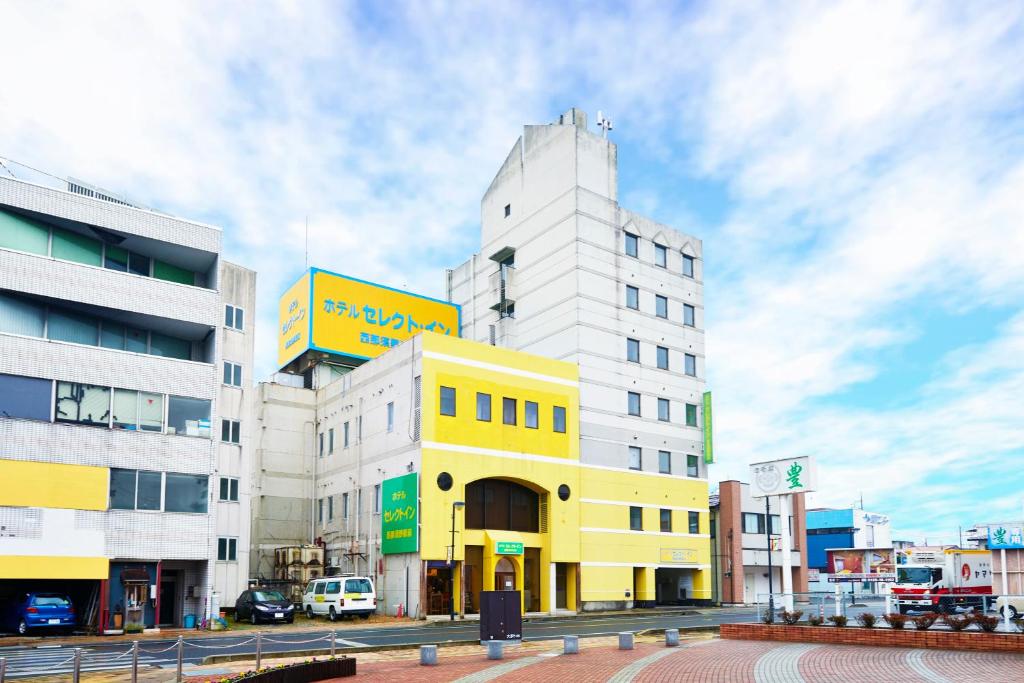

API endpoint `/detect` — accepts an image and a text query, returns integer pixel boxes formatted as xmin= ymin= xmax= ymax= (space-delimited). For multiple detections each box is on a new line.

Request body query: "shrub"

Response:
xmin=883 ymin=613 xmax=908 ymax=630
xmin=973 ymin=613 xmax=1000 ymax=633
xmin=808 ymin=615 xmax=824 ymax=626
xmin=856 ymin=612 xmax=877 ymax=628
xmin=760 ymin=610 xmax=775 ymax=624
xmin=943 ymin=614 xmax=973 ymax=632
xmin=781 ymin=610 xmax=804 ymax=625
xmin=827 ymin=615 xmax=848 ymax=627
xmin=913 ymin=613 xmax=939 ymax=630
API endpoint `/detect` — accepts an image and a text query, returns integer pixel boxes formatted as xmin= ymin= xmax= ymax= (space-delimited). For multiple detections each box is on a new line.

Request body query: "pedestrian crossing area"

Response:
xmin=0 ymin=645 xmax=169 ymax=678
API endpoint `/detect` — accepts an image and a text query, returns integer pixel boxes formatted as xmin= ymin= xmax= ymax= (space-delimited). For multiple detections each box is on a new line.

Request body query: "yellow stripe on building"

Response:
xmin=0 ymin=459 xmax=108 ymax=511
xmin=0 ymin=555 xmax=108 ymax=580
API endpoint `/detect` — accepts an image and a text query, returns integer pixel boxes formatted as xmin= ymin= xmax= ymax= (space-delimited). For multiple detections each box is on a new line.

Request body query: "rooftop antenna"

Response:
xmin=596 ymin=110 xmax=613 ymax=138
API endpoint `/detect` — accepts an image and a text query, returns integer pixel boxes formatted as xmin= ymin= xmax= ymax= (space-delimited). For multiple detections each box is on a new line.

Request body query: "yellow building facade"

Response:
xmin=415 ymin=333 xmax=710 ymax=614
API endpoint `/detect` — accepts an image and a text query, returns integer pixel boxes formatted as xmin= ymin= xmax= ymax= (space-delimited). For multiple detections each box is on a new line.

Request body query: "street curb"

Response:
xmin=200 ymin=625 xmax=721 ymax=665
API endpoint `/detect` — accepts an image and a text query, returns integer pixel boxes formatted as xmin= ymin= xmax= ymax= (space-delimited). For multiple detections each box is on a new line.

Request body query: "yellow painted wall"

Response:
xmin=278 ymin=271 xmax=311 ymax=368
xmin=0 ymin=459 xmax=108 ymax=510
xmin=0 ymin=555 xmax=108 ymax=580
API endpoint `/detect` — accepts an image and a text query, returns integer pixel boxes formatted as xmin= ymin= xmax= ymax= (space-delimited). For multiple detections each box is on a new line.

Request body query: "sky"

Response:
xmin=2 ymin=1 xmax=1022 ymax=544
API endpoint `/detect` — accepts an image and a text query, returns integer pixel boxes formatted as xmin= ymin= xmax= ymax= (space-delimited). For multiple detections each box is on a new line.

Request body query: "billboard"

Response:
xmin=828 ymin=548 xmax=895 ymax=577
xmin=381 ymin=473 xmax=418 ymax=555
xmin=277 ymin=267 xmax=461 ymax=369
xmin=989 ymin=524 xmax=1024 ymax=550
xmin=702 ymin=391 xmax=714 ymax=464
xmin=749 ymin=456 xmax=817 ymax=497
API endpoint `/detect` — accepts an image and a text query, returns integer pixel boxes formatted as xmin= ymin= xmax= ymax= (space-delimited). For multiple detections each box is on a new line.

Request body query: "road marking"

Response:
xmin=335 ymin=638 xmax=368 ymax=647
xmin=450 ymin=655 xmax=548 ymax=682
xmin=753 ymin=644 xmax=819 ymax=683
xmin=906 ymin=650 xmax=952 ymax=683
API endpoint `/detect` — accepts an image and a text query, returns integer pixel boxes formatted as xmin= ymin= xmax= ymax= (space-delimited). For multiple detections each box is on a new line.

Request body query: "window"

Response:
xmin=656 ymin=295 xmax=668 ymax=319
xmin=629 ymin=446 xmax=642 ymax=471
xmin=324 ymin=581 xmax=341 ymax=595
xmin=318 ymin=498 xmax=324 ymax=523
xmin=0 ymin=373 xmax=51 ymax=421
xmin=504 ymin=203 xmax=511 ymax=218
xmin=217 ymin=538 xmax=237 ymax=562
xmin=328 ymin=428 xmax=335 ymax=454
xmin=626 ymin=338 xmax=640 ymax=363
xmin=683 ymin=304 xmax=695 ymax=327
xmin=0 ymin=293 xmax=44 ymax=337
xmin=626 ymin=285 xmax=639 ymax=310
xmin=684 ymin=354 xmax=697 ymax=377
xmin=342 ymin=492 xmax=349 ymax=519
xmin=685 ymin=403 xmax=698 ymax=427
xmin=688 ymin=511 xmax=700 ymax=534
xmin=328 ymin=495 xmax=334 ymax=521
xmin=625 ymin=232 xmax=638 ymax=257
xmin=552 ymin=406 xmax=566 ymax=433
xmin=742 ymin=512 xmax=764 ymax=534
xmin=627 ymin=392 xmax=641 ymax=416
xmin=374 ymin=484 xmax=381 ymax=513
xmin=150 ymin=332 xmax=190 ymax=360
xmin=682 ymin=254 xmax=695 ymax=278
xmin=109 ymin=469 xmax=161 ymax=511
xmin=55 ymin=382 xmax=110 ymax=427
xmin=687 ymin=454 xmax=699 ymax=477
xmin=660 ymin=509 xmax=672 ymax=532
xmin=525 ymin=401 xmax=538 ymax=429
xmin=659 ymin=450 xmax=671 ymax=474
xmin=219 ymin=477 xmax=239 ymax=502
xmin=654 ymin=243 xmax=667 ymax=267
xmin=138 ymin=393 xmax=163 ymax=432
xmin=465 ymin=479 xmax=539 ymax=532
xmin=222 ymin=419 xmax=241 ymax=444
xmin=657 ymin=346 xmax=669 ymax=370
xmin=386 ymin=402 xmax=394 ymax=433
xmin=440 ymin=386 xmax=456 ymax=416
xmin=0 ymin=208 xmax=49 ymax=254
xmin=358 ymin=415 xmax=362 ymax=442
xmin=167 ymin=397 xmax=211 ymax=437
xmin=343 ymin=421 xmax=350 ymax=447
xmin=51 ymin=228 xmax=101 ymax=266
xmin=476 ymin=392 xmax=491 ymax=421
xmin=112 ymin=389 xmax=139 ymax=430
xmin=502 ymin=397 xmax=517 ymax=425
xmin=164 ymin=473 xmax=208 ymax=513
xmin=48 ymin=309 xmax=98 ymax=346
xmin=224 ymin=304 xmax=244 ymax=331
xmin=223 ymin=362 xmax=242 ymax=387
xmin=318 ymin=432 xmax=324 ymax=457
xmin=658 ymin=398 xmax=670 ymax=422
xmin=629 ymin=506 xmax=643 ymax=531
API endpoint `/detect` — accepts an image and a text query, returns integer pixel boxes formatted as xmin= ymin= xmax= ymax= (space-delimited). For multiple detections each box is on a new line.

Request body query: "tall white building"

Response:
xmin=0 ymin=175 xmax=253 ymax=630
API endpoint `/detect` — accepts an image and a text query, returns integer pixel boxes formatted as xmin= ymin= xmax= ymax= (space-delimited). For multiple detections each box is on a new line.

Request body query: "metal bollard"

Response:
xmin=176 ymin=635 xmax=184 ymax=682
xmin=665 ymin=629 xmax=679 ymax=647
xmin=420 ymin=644 xmax=438 ymax=665
xmin=256 ymin=631 xmax=263 ymax=670
xmin=72 ymin=648 xmax=82 ymax=683
xmin=486 ymin=640 xmax=503 ymax=660
xmin=331 ymin=630 xmax=337 ymax=657
xmin=563 ymin=635 xmax=579 ymax=654
xmin=131 ymin=641 xmax=139 ymax=683
xmin=618 ymin=632 xmax=634 ymax=650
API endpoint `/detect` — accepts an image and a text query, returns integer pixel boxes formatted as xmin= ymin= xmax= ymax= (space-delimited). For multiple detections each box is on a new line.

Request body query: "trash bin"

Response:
xmin=183 ymin=614 xmax=196 ymax=629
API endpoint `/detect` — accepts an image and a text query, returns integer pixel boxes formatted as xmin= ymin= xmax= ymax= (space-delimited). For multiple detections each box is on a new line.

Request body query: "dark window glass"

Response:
xmin=625 ymin=232 xmax=638 ymax=257
xmin=687 ymin=454 xmax=699 ymax=477
xmin=129 ymin=252 xmax=150 ymax=277
xmin=48 ymin=309 xmax=98 ymax=346
xmin=742 ymin=513 xmax=763 ymax=534
xmin=0 ymin=373 xmax=51 ymax=421
xmin=658 ymin=398 xmax=670 ymax=422
xmin=100 ymin=322 xmax=126 ymax=350
xmin=689 ymin=511 xmax=700 ymax=534
xmin=167 ymin=396 xmax=211 ymax=437
xmin=630 ymin=506 xmax=643 ymax=531
xmin=104 ymin=246 xmax=129 ymax=272
xmin=557 ymin=484 xmax=570 ymax=501
xmin=626 ymin=338 xmax=640 ymax=363
xmin=329 ymin=428 xmax=335 ymax=453
xmin=137 ymin=471 xmax=162 ymax=510
xmin=217 ymin=538 xmax=227 ymax=561
xmin=685 ymin=403 xmax=698 ymax=427
xmin=626 ymin=285 xmax=639 ymax=310
xmin=55 ymin=381 xmax=109 ymax=426
xmin=628 ymin=392 xmax=641 ymax=416
xmin=684 ymin=304 xmax=695 ymax=326
xmin=126 ymin=327 xmax=148 ymax=353
xmin=655 ymin=243 xmax=667 ymax=267
xmin=0 ymin=293 xmax=45 ymax=337
xmin=219 ymin=477 xmax=229 ymax=501
xmin=682 ymin=254 xmax=694 ymax=278
xmin=164 ymin=473 xmax=208 ymax=513
xmin=476 ymin=392 xmax=491 ymax=421
xmin=440 ymin=386 xmax=456 ymax=416
xmin=109 ymin=468 xmax=137 ymax=510
xmin=660 ymin=509 xmax=672 ymax=532
xmin=525 ymin=401 xmax=538 ymax=429
xmin=657 ymin=346 xmax=668 ymax=370
xmin=502 ymin=397 xmax=516 ymax=425
xmin=230 ymin=479 xmax=239 ymax=501
xmin=345 ymin=578 xmax=373 ymax=593
xmin=659 ymin=450 xmax=671 ymax=474
xmin=465 ymin=479 xmax=538 ymax=532
xmin=151 ymin=333 xmax=191 ymax=360
xmin=656 ymin=295 xmax=668 ymax=319
xmin=553 ymin=406 xmax=566 ymax=433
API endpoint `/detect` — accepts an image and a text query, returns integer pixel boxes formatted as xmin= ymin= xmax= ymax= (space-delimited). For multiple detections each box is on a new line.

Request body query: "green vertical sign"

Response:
xmin=381 ymin=473 xmax=418 ymax=554
xmin=702 ymin=391 xmax=714 ymax=464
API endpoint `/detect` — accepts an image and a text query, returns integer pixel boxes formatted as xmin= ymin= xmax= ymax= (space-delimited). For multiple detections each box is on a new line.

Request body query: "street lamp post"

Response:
xmin=450 ymin=500 xmax=465 ymax=621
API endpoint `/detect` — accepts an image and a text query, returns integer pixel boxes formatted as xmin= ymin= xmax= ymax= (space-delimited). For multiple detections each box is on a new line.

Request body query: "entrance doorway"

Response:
xmin=425 ymin=564 xmax=453 ymax=616
xmin=555 ymin=563 xmax=567 ymax=609
xmin=495 ymin=557 xmax=516 ymax=591
xmin=159 ymin=572 xmax=178 ymax=626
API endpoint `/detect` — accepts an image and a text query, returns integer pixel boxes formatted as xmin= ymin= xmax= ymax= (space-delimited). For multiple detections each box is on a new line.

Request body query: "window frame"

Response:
xmin=223 ymin=361 xmax=243 ymax=387
xmin=218 ymin=476 xmax=240 ymax=502
xmin=742 ymin=512 xmax=764 ymax=535
xmin=386 ymin=401 xmax=394 ymax=433
xmin=688 ymin=511 xmax=700 ymax=534
xmin=476 ymin=392 xmax=492 ymax=422
xmin=224 ymin=304 xmax=245 ymax=331
xmin=626 ymin=285 xmax=639 ymax=310
xmin=502 ymin=397 xmax=517 ymax=425
xmin=624 ymin=231 xmax=639 ymax=258
xmin=629 ymin=446 xmax=642 ymax=471
xmin=629 ymin=506 xmax=643 ymax=531
xmin=627 ymin=391 xmax=641 ymax=417
xmin=626 ymin=338 xmax=640 ymax=363
xmin=654 ymin=243 xmax=667 ymax=268
xmin=655 ymin=294 xmax=668 ymax=319
xmin=217 ymin=537 xmax=238 ymax=562
xmin=687 ymin=454 xmax=699 ymax=478
xmin=657 ymin=398 xmax=670 ymax=422
xmin=658 ymin=450 xmax=671 ymax=475
xmin=660 ymin=509 xmax=672 ymax=533
xmin=685 ymin=403 xmax=698 ymax=427
xmin=552 ymin=406 xmax=566 ymax=434
xmin=524 ymin=400 xmax=539 ymax=429
xmin=684 ymin=353 xmax=697 ymax=377
xmin=439 ymin=386 xmax=456 ymax=416
xmin=683 ymin=303 xmax=695 ymax=327
xmin=656 ymin=346 xmax=669 ymax=370
xmin=682 ymin=254 xmax=695 ymax=278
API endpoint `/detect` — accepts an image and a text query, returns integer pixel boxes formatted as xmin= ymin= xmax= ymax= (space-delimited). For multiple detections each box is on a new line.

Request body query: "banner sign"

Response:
xmin=381 ymin=473 xmax=418 ymax=554
xmin=496 ymin=541 xmax=524 ymax=555
xmin=828 ymin=575 xmax=895 ymax=583
xmin=989 ymin=524 xmax=1024 ymax=549
xmin=702 ymin=391 xmax=714 ymax=464
xmin=749 ymin=456 xmax=817 ymax=497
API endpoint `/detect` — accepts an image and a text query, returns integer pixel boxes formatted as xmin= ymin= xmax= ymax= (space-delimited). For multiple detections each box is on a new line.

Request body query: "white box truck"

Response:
xmin=892 ymin=548 xmax=993 ymax=613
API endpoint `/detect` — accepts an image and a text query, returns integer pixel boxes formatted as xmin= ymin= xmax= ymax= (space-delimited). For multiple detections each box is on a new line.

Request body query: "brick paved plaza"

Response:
xmin=344 ymin=636 xmax=1024 ymax=682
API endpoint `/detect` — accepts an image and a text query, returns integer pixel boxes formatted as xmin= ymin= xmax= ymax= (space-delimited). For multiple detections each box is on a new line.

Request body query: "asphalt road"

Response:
xmin=0 ymin=607 xmax=765 ymax=678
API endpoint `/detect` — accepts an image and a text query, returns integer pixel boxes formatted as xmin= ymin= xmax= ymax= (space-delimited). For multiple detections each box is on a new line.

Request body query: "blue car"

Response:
xmin=3 ymin=593 xmax=77 ymax=635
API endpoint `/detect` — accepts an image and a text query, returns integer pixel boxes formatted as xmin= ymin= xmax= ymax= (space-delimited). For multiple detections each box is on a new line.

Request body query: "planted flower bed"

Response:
xmin=214 ymin=657 xmax=356 ymax=682
xmin=723 ymin=613 xmax=1024 ymax=654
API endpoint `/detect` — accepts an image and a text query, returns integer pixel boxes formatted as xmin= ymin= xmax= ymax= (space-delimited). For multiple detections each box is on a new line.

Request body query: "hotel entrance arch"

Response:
xmin=495 ymin=557 xmax=516 ymax=591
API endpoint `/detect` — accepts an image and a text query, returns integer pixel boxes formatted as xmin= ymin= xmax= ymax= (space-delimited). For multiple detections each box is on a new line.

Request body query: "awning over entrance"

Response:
xmin=0 ymin=555 xmax=108 ymax=580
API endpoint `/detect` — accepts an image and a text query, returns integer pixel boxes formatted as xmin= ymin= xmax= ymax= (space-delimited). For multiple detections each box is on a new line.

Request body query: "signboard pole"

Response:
xmin=779 ymin=494 xmax=794 ymax=611
xmin=1001 ymin=548 xmax=1010 ymax=631
xmin=765 ymin=496 xmax=775 ymax=621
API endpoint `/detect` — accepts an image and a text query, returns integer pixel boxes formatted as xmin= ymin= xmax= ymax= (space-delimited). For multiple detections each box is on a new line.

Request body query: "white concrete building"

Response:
xmin=0 ymin=175 xmax=253 ymax=630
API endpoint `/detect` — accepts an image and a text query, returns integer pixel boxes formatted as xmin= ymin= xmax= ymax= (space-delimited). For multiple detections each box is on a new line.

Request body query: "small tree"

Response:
xmin=856 ymin=612 xmax=877 ymax=628
xmin=883 ymin=613 xmax=908 ymax=630
xmin=913 ymin=613 xmax=939 ymax=630
xmin=827 ymin=615 xmax=848 ymax=627
xmin=781 ymin=610 xmax=804 ymax=625
xmin=943 ymin=614 xmax=973 ymax=632
xmin=973 ymin=614 xmax=1000 ymax=633
xmin=808 ymin=615 xmax=824 ymax=626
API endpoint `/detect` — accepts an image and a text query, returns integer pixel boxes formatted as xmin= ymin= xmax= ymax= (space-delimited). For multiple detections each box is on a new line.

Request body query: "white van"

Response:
xmin=302 ymin=576 xmax=377 ymax=620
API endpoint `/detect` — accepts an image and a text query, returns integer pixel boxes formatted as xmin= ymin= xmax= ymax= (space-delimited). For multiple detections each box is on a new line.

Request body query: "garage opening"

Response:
xmin=655 ymin=568 xmax=695 ymax=605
